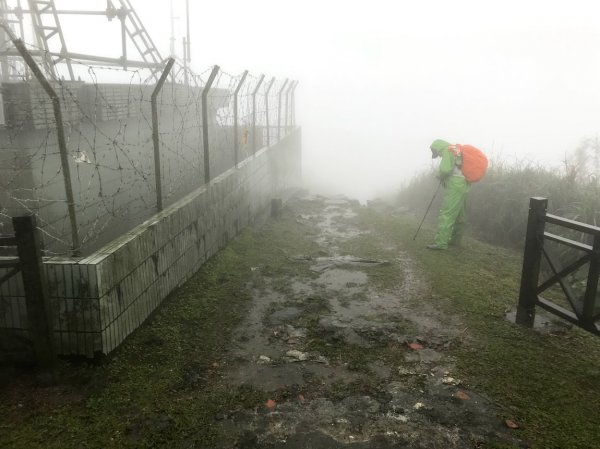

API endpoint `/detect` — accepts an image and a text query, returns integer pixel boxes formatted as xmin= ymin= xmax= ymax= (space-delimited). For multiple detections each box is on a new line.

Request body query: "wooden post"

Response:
xmin=13 ymin=215 xmax=56 ymax=368
xmin=271 ymin=198 xmax=283 ymax=218
xmin=516 ymin=197 xmax=548 ymax=327
xmin=582 ymin=234 xmax=600 ymax=329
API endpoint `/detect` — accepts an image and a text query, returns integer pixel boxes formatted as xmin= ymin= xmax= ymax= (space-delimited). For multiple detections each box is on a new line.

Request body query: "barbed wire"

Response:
xmin=0 ymin=40 xmax=298 ymax=257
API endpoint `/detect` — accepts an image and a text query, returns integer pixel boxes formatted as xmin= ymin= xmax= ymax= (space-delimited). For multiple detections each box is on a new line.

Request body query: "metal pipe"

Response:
xmin=120 ymin=13 xmax=127 ymax=69
xmin=277 ymin=78 xmax=288 ymax=142
xmin=151 ymin=58 xmax=175 ymax=212
xmin=182 ymin=38 xmax=188 ymax=86
xmin=0 ymin=49 xmax=161 ymax=68
xmin=9 ymin=35 xmax=80 ymax=254
xmin=290 ymin=80 xmax=299 ymax=127
xmin=284 ymin=80 xmax=294 ymax=133
xmin=233 ymin=70 xmax=248 ymax=167
xmin=264 ymin=77 xmax=275 ymax=147
xmin=412 ymin=180 xmax=442 ymax=241
xmin=2 ymin=9 xmax=110 ymax=15
xmin=185 ymin=0 xmax=191 ymax=62
xmin=17 ymin=1 xmax=26 ymax=54
xmin=202 ymin=65 xmax=220 ymax=183
xmin=0 ymin=11 xmax=10 ymax=82
xmin=251 ymin=74 xmax=264 ymax=154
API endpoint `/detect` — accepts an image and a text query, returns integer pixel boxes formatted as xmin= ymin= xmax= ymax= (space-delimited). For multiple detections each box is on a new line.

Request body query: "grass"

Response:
xmin=397 ymin=161 xmax=600 ymax=249
xmin=358 ymin=206 xmax=600 ymax=449
xmin=0 ymin=209 xmax=320 ymax=449
xmin=1 ymin=196 xmax=599 ymax=448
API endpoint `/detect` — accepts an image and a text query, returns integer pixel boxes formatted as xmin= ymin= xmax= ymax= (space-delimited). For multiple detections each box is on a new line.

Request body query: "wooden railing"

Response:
xmin=517 ymin=197 xmax=600 ymax=335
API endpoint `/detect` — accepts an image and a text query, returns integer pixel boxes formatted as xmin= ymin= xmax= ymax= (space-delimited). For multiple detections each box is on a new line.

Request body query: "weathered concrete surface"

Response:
xmin=213 ymin=194 xmax=523 ymax=449
xmin=0 ymin=129 xmax=301 ymax=358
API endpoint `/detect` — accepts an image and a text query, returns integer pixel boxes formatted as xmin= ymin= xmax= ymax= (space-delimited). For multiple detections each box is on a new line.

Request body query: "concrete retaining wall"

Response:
xmin=0 ymin=128 xmax=301 ymax=358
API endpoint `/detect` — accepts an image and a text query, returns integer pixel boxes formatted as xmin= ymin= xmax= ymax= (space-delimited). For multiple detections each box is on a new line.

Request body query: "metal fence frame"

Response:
xmin=0 ymin=24 xmax=300 ymax=256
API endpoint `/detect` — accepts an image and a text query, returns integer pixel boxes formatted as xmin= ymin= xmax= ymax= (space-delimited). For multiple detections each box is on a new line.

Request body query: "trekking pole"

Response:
xmin=413 ymin=180 xmax=442 ymax=240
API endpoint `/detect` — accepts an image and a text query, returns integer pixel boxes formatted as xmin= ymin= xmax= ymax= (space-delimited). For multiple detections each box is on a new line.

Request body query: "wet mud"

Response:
xmin=214 ymin=194 xmax=523 ymax=448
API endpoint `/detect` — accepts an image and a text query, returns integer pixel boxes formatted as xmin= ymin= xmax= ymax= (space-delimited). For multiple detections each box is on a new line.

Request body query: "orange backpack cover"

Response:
xmin=455 ymin=144 xmax=488 ymax=183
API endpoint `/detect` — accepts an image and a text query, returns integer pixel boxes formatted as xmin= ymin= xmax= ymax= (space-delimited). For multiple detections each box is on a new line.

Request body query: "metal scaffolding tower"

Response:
xmin=109 ymin=0 xmax=162 ymax=69
xmin=28 ymin=0 xmax=74 ymax=79
xmin=0 ymin=0 xmax=164 ymax=81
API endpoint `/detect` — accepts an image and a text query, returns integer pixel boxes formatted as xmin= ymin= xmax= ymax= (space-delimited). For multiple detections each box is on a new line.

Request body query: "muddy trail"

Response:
xmin=211 ymin=195 xmax=522 ymax=449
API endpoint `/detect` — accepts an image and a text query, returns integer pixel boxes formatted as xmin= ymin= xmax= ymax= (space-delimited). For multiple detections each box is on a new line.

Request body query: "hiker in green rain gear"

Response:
xmin=427 ymin=139 xmax=470 ymax=250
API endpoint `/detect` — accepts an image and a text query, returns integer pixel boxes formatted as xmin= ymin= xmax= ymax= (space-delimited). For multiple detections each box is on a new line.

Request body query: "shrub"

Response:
xmin=396 ymin=158 xmax=600 ymax=249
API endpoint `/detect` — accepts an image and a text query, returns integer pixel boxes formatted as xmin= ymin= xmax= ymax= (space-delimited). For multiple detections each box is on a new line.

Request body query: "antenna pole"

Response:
xmin=186 ymin=0 xmax=191 ymax=62
xmin=169 ymin=0 xmax=175 ymax=57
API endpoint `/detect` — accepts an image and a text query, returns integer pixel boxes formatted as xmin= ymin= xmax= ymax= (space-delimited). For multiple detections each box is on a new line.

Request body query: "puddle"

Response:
xmin=314 ymin=205 xmax=366 ymax=249
xmin=315 ymin=269 xmax=368 ymax=291
xmin=216 ymin=195 xmax=522 ymax=449
xmin=505 ymin=309 xmax=573 ymax=335
xmin=269 ymin=307 xmax=303 ymax=325
xmin=310 ymin=255 xmax=387 ymax=273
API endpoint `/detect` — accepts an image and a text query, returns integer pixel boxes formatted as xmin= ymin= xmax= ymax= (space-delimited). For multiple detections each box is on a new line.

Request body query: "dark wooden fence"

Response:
xmin=0 ymin=215 xmax=56 ymax=366
xmin=517 ymin=197 xmax=600 ymax=335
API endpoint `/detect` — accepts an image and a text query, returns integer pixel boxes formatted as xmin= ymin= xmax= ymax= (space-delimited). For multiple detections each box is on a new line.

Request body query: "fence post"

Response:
xmin=151 ymin=58 xmax=175 ymax=212
xmin=233 ymin=70 xmax=248 ymax=168
xmin=252 ymin=74 xmax=265 ymax=155
xmin=202 ymin=65 xmax=220 ymax=183
xmin=290 ymin=81 xmax=298 ymax=127
xmin=284 ymin=80 xmax=294 ymax=134
xmin=13 ymin=215 xmax=56 ymax=368
xmin=516 ymin=197 xmax=548 ymax=327
xmin=277 ymin=78 xmax=288 ymax=143
xmin=582 ymin=234 xmax=600 ymax=329
xmin=10 ymin=37 xmax=80 ymax=255
xmin=264 ymin=77 xmax=275 ymax=147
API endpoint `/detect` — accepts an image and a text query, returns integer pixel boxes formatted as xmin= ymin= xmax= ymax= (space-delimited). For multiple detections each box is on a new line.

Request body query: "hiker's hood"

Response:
xmin=430 ymin=139 xmax=451 ymax=157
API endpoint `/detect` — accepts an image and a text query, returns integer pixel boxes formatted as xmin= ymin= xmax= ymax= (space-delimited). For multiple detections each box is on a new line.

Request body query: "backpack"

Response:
xmin=451 ymin=144 xmax=488 ymax=183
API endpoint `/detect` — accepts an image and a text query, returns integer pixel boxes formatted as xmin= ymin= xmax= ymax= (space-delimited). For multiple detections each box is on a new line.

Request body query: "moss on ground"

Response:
xmin=358 ymin=206 xmax=600 ymax=449
xmin=1 ymin=199 xmax=599 ymax=448
xmin=0 ymin=206 xmax=320 ymax=449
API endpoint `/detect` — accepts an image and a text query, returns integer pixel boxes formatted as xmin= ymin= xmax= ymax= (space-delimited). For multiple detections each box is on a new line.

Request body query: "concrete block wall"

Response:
xmin=0 ymin=128 xmax=301 ymax=358
xmin=1 ymin=81 xmax=224 ymax=130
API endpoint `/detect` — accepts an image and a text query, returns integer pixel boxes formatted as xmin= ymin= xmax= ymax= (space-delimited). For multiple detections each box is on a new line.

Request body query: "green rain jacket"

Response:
xmin=429 ymin=139 xmax=470 ymax=248
xmin=430 ymin=139 xmax=461 ymax=179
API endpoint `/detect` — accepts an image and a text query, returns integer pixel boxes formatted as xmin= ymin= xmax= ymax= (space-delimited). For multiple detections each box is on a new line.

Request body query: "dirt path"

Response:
xmin=212 ymin=194 xmax=521 ymax=449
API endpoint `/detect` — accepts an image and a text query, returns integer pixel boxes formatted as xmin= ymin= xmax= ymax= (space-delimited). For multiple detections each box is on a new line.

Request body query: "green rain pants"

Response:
xmin=433 ymin=176 xmax=470 ymax=249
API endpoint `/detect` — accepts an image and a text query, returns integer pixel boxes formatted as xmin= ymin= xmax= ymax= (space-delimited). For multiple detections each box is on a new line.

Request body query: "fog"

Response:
xmin=63 ymin=0 xmax=600 ymax=202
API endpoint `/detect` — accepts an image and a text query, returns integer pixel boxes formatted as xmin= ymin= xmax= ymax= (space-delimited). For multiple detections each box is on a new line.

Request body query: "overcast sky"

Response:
xmin=54 ymin=0 xmax=600 ymax=200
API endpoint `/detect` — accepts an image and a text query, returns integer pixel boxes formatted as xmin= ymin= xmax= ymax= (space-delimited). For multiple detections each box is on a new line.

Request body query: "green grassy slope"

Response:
xmin=366 ymin=207 xmax=600 ymax=449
